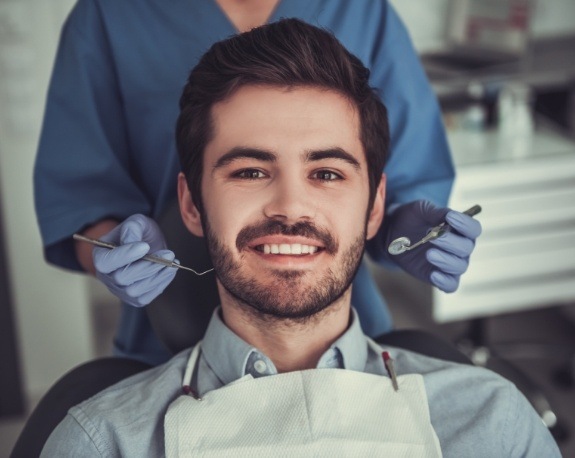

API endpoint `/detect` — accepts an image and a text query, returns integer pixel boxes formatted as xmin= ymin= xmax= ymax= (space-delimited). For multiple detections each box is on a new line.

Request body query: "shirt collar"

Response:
xmin=201 ymin=307 xmax=368 ymax=386
xmin=200 ymin=308 xmax=258 ymax=386
xmin=326 ymin=307 xmax=368 ymax=372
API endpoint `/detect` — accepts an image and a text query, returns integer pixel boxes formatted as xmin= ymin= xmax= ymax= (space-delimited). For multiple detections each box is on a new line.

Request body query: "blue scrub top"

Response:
xmin=34 ymin=0 xmax=453 ymax=365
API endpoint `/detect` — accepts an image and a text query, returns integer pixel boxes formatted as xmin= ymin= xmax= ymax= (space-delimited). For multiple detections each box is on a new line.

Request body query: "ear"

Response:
xmin=366 ymin=174 xmax=386 ymax=240
xmin=178 ymin=172 xmax=204 ymax=237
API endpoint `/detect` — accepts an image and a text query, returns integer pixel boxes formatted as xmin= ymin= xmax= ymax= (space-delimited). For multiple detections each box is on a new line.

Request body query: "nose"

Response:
xmin=263 ymin=176 xmax=315 ymax=223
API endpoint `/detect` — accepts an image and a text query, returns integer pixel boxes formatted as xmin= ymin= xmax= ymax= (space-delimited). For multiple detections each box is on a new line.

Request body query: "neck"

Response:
xmin=219 ymin=288 xmax=353 ymax=373
xmin=214 ymin=0 xmax=282 ymax=33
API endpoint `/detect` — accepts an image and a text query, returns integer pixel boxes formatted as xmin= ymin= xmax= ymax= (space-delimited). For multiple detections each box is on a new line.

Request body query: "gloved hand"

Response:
xmin=93 ymin=214 xmax=178 ymax=307
xmin=382 ymin=200 xmax=482 ymax=293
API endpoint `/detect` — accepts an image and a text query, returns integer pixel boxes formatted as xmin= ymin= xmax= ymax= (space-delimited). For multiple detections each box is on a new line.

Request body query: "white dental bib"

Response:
xmin=165 ymin=338 xmax=442 ymax=457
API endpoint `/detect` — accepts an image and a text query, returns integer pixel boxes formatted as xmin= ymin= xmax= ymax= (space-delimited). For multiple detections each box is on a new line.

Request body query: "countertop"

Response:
xmin=422 ymin=35 xmax=575 ymax=101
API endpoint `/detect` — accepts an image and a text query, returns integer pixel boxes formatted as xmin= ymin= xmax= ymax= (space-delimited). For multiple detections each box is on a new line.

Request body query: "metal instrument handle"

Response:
xmin=72 ymin=234 xmax=214 ymax=275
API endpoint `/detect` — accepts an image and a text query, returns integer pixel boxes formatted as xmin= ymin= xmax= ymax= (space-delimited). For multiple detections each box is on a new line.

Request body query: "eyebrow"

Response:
xmin=305 ymin=148 xmax=361 ymax=170
xmin=213 ymin=147 xmax=277 ymax=169
xmin=212 ymin=146 xmax=361 ymax=170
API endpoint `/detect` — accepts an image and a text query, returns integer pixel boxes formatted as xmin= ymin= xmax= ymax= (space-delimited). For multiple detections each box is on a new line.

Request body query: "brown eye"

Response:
xmin=313 ymin=170 xmax=342 ymax=181
xmin=235 ymin=169 xmax=266 ymax=179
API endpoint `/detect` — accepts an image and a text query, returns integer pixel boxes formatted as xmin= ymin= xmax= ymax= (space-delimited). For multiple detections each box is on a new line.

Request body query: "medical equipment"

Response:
xmin=388 ymin=205 xmax=482 ymax=255
xmin=382 ymin=351 xmax=399 ymax=391
xmin=73 ymin=234 xmax=214 ymax=276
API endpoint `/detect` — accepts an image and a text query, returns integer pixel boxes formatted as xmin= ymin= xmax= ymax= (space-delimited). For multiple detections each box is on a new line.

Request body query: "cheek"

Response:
xmin=202 ymin=186 xmax=266 ymax=243
xmin=322 ymin=183 xmax=369 ymax=216
xmin=324 ymin=198 xmax=370 ymax=241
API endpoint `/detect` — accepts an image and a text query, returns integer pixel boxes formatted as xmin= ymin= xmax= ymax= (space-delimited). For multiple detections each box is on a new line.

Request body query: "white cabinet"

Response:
xmin=433 ymin=129 xmax=575 ymax=322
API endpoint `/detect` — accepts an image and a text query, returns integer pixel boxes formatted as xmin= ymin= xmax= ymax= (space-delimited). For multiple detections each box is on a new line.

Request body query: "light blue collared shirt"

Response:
xmin=196 ymin=308 xmax=371 ymax=396
xmin=42 ymin=308 xmax=560 ymax=457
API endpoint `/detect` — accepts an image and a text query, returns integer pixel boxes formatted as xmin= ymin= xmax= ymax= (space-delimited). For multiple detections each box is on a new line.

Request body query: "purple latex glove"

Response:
xmin=93 ymin=214 xmax=177 ymax=307
xmin=384 ymin=201 xmax=482 ymax=292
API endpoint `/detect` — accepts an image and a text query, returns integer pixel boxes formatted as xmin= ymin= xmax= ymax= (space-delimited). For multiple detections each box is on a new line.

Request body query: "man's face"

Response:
xmin=179 ymin=85 xmax=384 ymax=320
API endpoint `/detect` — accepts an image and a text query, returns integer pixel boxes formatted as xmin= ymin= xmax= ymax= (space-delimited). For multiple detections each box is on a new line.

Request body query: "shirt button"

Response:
xmin=254 ymin=359 xmax=268 ymax=374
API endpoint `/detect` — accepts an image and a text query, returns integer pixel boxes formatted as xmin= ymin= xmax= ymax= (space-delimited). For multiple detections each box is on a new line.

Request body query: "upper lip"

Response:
xmin=247 ymin=236 xmax=324 ymax=248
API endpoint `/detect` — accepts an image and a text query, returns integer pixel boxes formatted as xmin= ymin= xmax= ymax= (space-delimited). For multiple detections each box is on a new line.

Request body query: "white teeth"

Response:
xmin=259 ymin=243 xmax=319 ymax=255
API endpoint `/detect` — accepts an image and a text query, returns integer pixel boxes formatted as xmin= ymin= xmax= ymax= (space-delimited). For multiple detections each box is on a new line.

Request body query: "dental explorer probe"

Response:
xmin=73 ymin=233 xmax=214 ymax=276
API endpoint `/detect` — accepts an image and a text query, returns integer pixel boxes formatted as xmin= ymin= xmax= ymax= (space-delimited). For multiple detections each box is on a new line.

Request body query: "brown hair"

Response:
xmin=176 ymin=18 xmax=389 ymax=213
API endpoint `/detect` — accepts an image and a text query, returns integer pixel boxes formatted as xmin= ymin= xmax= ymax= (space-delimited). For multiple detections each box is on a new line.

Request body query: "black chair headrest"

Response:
xmin=147 ymin=200 xmax=220 ymax=355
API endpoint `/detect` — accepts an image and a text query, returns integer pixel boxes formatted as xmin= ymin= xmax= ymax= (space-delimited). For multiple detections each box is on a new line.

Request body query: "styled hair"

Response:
xmin=176 ymin=18 xmax=389 ymax=213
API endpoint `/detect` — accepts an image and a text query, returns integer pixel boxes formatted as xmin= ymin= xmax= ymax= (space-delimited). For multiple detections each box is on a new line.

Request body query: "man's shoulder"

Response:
xmin=69 ymin=349 xmax=191 ymax=432
xmin=41 ymin=350 xmax=192 ymax=457
xmin=386 ymin=346 xmax=517 ymax=429
xmin=387 ymin=346 xmax=559 ymax=457
xmin=390 ymin=345 xmax=513 ymax=398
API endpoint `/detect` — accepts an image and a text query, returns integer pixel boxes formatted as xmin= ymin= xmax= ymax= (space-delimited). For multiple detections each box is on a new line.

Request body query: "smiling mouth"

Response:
xmin=253 ymin=243 xmax=323 ymax=255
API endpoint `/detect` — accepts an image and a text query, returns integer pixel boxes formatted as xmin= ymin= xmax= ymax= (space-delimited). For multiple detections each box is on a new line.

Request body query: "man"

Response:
xmin=42 ymin=19 xmax=558 ymax=457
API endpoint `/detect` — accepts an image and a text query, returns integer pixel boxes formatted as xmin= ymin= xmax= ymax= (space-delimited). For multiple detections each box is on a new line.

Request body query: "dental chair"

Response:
xmin=11 ymin=201 xmax=471 ymax=457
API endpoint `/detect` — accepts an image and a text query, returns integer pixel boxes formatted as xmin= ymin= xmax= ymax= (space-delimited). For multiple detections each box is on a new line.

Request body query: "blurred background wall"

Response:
xmin=392 ymin=0 xmax=575 ymax=53
xmin=0 ymin=0 xmax=92 ymax=407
